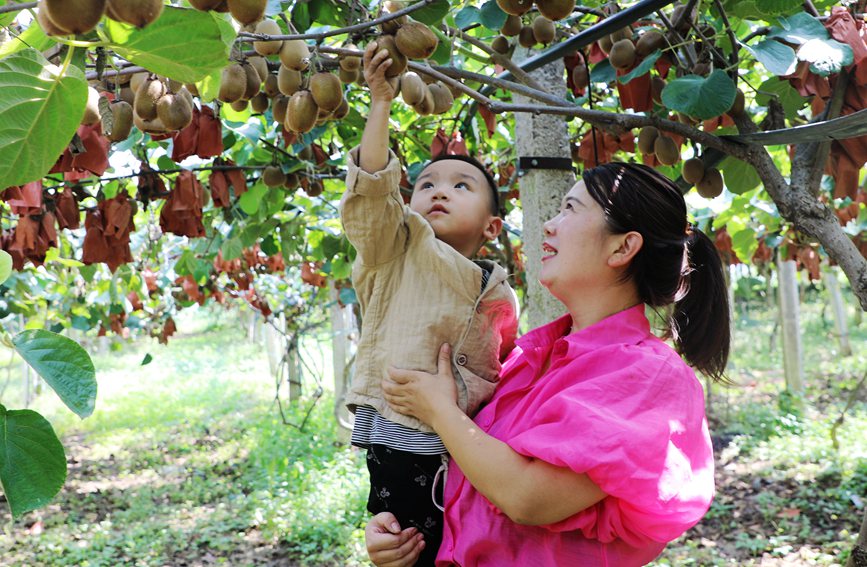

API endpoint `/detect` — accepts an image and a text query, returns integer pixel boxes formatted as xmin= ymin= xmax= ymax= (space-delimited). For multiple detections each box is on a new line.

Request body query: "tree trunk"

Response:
xmin=825 ymin=268 xmax=852 ymax=356
xmin=331 ymin=288 xmax=354 ymax=439
xmin=513 ymin=47 xmax=575 ymax=329
xmin=265 ymin=313 xmax=287 ymax=378
xmin=286 ymin=337 xmax=302 ymax=401
xmin=778 ymin=254 xmax=804 ymax=394
xmin=848 ymin=506 xmax=867 ymax=567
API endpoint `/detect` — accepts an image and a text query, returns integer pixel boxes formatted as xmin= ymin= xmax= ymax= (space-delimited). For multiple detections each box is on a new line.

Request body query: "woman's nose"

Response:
xmin=543 ymin=217 xmax=555 ymax=235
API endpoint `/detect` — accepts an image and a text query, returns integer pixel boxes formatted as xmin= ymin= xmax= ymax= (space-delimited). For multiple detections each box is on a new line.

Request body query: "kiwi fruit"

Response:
xmin=246 ymin=92 xmax=267 ymax=114
xmin=189 ymin=0 xmax=224 ymax=9
xmin=572 ymin=62 xmax=588 ymax=90
xmin=241 ymin=62 xmax=261 ymax=100
xmin=309 ymin=72 xmax=343 ymax=112
xmin=691 ymin=62 xmax=710 ymax=76
xmin=635 ymin=29 xmax=666 ymax=57
xmin=491 ymin=35 xmax=510 ymax=55
xmin=305 ymin=178 xmax=324 ymax=197
xmin=399 ymin=72 xmax=425 ymax=106
xmin=500 ymin=14 xmax=522 ymax=36
xmin=81 ymin=86 xmax=102 ymax=125
xmin=271 ymin=95 xmax=289 ymax=123
xmin=107 ymin=101 xmax=133 ymax=142
xmin=36 ymin=5 xmax=68 ymax=35
xmin=218 ymin=63 xmax=247 ymax=103
xmin=283 ymin=172 xmax=300 ymax=191
xmin=332 ymin=97 xmax=349 ymax=120
xmin=262 ymin=165 xmax=286 ymax=187
xmin=227 ymin=0 xmax=266 ymax=25
xmin=253 ymin=19 xmax=282 ymax=56
xmin=339 ymin=44 xmax=362 ymax=71
xmin=106 ymin=0 xmax=162 ymax=28
xmin=496 ymin=0 xmax=532 ymax=16
xmin=134 ymin=77 xmax=165 ymax=121
xmin=230 ymin=99 xmax=248 ymax=113
xmin=42 ymin=0 xmax=107 ymax=35
xmin=297 ymin=145 xmax=314 ymax=161
xmin=682 ymin=158 xmax=705 ymax=185
xmin=609 ymin=27 xmax=632 ymax=43
xmin=338 ymin=66 xmax=360 ymax=84
xmin=118 ymin=86 xmax=136 ymax=106
xmin=696 ymin=168 xmax=723 ymax=198
xmin=518 ymin=25 xmax=536 ymax=48
xmin=728 ymin=88 xmax=745 ymax=117
xmin=277 ymin=65 xmax=303 ymax=96
xmin=157 ymin=91 xmax=194 ymax=130
xmin=654 ymin=135 xmax=680 ymax=165
xmin=247 ymin=56 xmax=269 ymax=83
xmin=609 ymin=39 xmax=636 ymax=70
xmin=535 ymin=0 xmax=575 ymax=21
xmin=185 ymin=82 xmax=200 ymax=97
xmin=380 ymin=14 xmax=407 ymax=35
xmin=637 ymin=126 xmax=659 ymax=154
xmin=285 ymin=90 xmax=318 ymax=133
xmin=395 ymin=21 xmax=438 ymax=60
xmin=279 ymin=39 xmax=311 ymax=71
xmin=428 ymin=82 xmax=454 ymax=115
xmin=133 ymin=109 xmax=167 ymax=135
xmin=532 ymin=17 xmax=556 ymax=45
xmin=651 ymin=76 xmax=665 ymax=104
xmin=598 ymin=34 xmax=613 ymax=54
xmin=671 ymin=3 xmax=695 ymax=33
xmin=376 ymin=35 xmax=408 ymax=78
xmin=412 ymin=85 xmax=435 ymax=116
xmin=129 ymin=72 xmax=148 ymax=95
xmin=264 ymin=73 xmax=280 ymax=97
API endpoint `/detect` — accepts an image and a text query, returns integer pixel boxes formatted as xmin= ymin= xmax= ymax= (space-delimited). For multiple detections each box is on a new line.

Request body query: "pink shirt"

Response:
xmin=436 ymin=305 xmax=714 ymax=566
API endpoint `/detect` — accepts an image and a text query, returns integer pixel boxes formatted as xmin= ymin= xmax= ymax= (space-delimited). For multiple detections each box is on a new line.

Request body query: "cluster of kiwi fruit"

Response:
xmin=119 ymin=73 xmax=195 ymax=136
xmin=681 ymin=157 xmax=724 ymax=198
xmin=78 ymin=83 xmax=134 ymax=143
xmin=490 ymin=0 xmax=575 ymax=54
xmin=187 ymin=0 xmax=267 ymax=26
xmin=636 ymin=126 xmax=680 ymax=166
xmin=37 ymin=0 xmax=163 ymax=35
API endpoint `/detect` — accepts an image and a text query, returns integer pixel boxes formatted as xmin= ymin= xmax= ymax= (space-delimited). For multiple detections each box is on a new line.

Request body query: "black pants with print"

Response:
xmin=366 ymin=444 xmax=445 ymax=567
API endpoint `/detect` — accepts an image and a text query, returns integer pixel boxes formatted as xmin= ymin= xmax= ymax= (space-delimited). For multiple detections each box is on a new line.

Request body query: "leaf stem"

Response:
xmin=59 ymin=45 xmax=75 ymax=78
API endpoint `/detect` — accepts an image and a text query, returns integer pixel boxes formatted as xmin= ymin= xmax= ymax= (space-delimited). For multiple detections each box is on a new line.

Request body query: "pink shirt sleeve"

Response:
xmin=505 ymin=343 xmax=715 ymax=548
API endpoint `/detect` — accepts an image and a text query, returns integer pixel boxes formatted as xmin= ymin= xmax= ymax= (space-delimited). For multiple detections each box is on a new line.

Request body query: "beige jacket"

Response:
xmin=340 ymin=147 xmax=519 ymax=432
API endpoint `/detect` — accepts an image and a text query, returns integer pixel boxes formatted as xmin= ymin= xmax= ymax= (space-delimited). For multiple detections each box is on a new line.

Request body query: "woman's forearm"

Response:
xmin=358 ymin=99 xmax=392 ymax=174
xmin=431 ymin=405 xmax=607 ymax=526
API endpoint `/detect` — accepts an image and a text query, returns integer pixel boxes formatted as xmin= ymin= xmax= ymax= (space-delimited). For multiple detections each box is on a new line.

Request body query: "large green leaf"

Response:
xmin=12 ymin=330 xmax=96 ymax=419
xmin=0 ymin=250 xmax=11 ymax=285
xmin=768 ymin=12 xmax=828 ymax=45
xmin=0 ymin=18 xmax=54 ymax=60
xmin=746 ymin=39 xmax=797 ymax=76
xmin=479 ymin=1 xmax=508 ymax=31
xmin=661 ymin=70 xmax=737 ymax=120
xmin=0 ymin=49 xmax=87 ymax=189
xmin=105 ymin=7 xmax=234 ymax=84
xmin=755 ymin=77 xmax=807 ymax=120
xmin=412 ymin=0 xmax=450 ymax=25
xmin=455 ymin=6 xmax=482 ymax=29
xmin=0 ymin=404 xmax=66 ymax=518
xmin=719 ymin=156 xmax=761 ymax=196
xmin=797 ymin=38 xmax=854 ymax=77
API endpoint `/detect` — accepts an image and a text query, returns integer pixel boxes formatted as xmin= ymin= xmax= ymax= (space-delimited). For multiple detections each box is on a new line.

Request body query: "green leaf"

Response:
xmin=745 ymin=39 xmax=797 ymax=76
xmin=455 ymin=6 xmax=481 ymax=29
xmin=412 ymin=0 xmax=450 ymax=25
xmin=0 ymin=405 xmax=67 ymax=518
xmin=221 ymin=237 xmax=243 ymax=261
xmin=731 ymin=227 xmax=759 ymax=264
xmin=768 ymin=12 xmax=828 ymax=45
xmin=719 ymin=156 xmax=761 ymax=195
xmin=0 ymin=49 xmax=87 ymax=188
xmin=661 ymin=70 xmax=736 ymax=120
xmin=12 ymin=330 xmax=96 ymax=419
xmin=755 ymin=77 xmax=807 ymax=120
xmin=430 ymin=28 xmax=451 ymax=65
xmin=479 ymin=1 xmax=508 ymax=31
xmin=105 ymin=7 xmax=234 ymax=84
xmin=338 ymin=287 xmax=357 ymax=305
xmin=590 ymin=59 xmax=615 ymax=84
xmin=292 ymin=1 xmax=311 ymax=31
xmin=239 ymin=183 xmax=268 ymax=215
xmin=797 ymin=38 xmax=854 ymax=76
xmin=618 ymin=51 xmax=661 ymax=85
xmin=756 ymin=0 xmax=804 ymax=16
xmin=0 ymin=250 xmax=11 ymax=285
xmin=0 ymin=19 xmax=54 ymax=60
xmin=141 ymin=353 xmax=153 ymax=366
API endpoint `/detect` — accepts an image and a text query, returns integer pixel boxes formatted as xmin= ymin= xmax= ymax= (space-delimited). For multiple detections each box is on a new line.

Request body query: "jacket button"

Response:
xmin=456 ymin=354 xmax=468 ymax=365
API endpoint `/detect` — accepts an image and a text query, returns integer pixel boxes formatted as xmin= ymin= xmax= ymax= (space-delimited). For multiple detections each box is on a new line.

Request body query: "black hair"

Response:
xmin=422 ymin=154 xmax=500 ymax=216
xmin=582 ymin=161 xmax=731 ymax=383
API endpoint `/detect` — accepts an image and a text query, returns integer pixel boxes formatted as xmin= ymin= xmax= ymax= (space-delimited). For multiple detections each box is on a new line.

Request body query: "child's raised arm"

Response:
xmin=358 ymin=41 xmax=397 ymax=175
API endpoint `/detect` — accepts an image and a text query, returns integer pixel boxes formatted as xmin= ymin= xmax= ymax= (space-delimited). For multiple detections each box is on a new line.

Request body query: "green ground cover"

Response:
xmin=1 ymin=295 xmax=865 ymax=566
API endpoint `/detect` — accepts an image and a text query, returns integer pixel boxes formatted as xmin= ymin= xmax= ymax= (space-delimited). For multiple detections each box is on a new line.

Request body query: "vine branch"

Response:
xmin=0 ymin=1 xmax=36 ymax=15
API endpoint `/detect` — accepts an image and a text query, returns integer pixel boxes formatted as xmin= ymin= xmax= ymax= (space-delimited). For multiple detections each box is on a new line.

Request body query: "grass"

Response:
xmin=1 ymin=292 xmax=866 ymax=566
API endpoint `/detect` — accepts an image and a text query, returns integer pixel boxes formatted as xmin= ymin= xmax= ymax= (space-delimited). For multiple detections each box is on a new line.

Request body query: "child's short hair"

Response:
xmin=424 ymin=154 xmax=500 ymax=216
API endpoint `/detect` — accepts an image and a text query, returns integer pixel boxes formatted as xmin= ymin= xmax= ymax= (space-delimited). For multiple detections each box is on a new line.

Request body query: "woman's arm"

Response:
xmin=383 ymin=344 xmax=607 ymax=526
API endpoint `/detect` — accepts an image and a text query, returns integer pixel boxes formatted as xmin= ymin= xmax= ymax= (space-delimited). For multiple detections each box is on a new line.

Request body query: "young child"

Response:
xmin=340 ymin=42 xmax=519 ymax=566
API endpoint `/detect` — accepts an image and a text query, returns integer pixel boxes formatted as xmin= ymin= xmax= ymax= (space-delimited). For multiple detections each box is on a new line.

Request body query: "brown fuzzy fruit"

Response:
xmin=535 ymin=0 xmax=575 ymax=21
xmin=428 ymin=82 xmax=454 ymax=115
xmin=339 ymin=44 xmax=362 ymax=71
xmin=241 ymin=62 xmax=261 ymax=100
xmin=43 ymin=0 xmax=107 ymax=35
xmin=305 ymin=178 xmax=324 ymax=197
xmin=395 ymin=22 xmax=438 ymax=60
xmin=609 ymin=27 xmax=632 ymax=43
xmin=332 ymin=97 xmax=349 ymax=120
xmin=682 ymin=158 xmax=705 ymax=185
xmin=188 ymin=0 xmax=224 ymax=9
xmin=413 ymin=86 xmax=435 ymax=116
xmin=654 ymin=135 xmax=680 ymax=165
xmin=283 ymin=172 xmax=300 ymax=191
xmin=218 ymin=63 xmax=247 ymax=103
xmin=309 ymin=72 xmax=343 ymax=112
xmin=36 ymin=5 xmax=68 ymax=35
xmin=107 ymin=101 xmax=133 ymax=142
xmin=106 ymin=0 xmax=162 ymax=28
xmin=500 ymin=14 xmax=522 ymax=36
xmin=491 ymin=35 xmax=510 ymax=55
xmin=277 ymin=65 xmax=303 ymax=96
xmin=691 ymin=62 xmax=710 ymax=76
xmin=134 ymin=77 xmax=165 ymax=121
xmin=262 ymin=166 xmax=286 ymax=187
xmin=338 ymin=67 xmax=359 ymax=84
xmin=81 ymin=87 xmax=102 ymax=125
xmin=248 ymin=56 xmax=269 ymax=83
xmin=279 ymin=39 xmax=310 ymax=71
xmin=572 ymin=63 xmax=588 ymax=90
xmin=285 ymin=90 xmax=318 ymax=133
xmin=518 ymin=25 xmax=536 ymax=48
xmin=227 ymin=0 xmax=265 ymax=25
xmin=376 ymin=35 xmax=408 ymax=78
xmin=671 ymin=3 xmax=695 ymax=33
xmin=496 ymin=0 xmax=532 ymax=16
xmin=598 ymin=34 xmax=613 ymax=54
xmin=532 ymin=17 xmax=556 ymax=45
xmin=609 ymin=39 xmax=636 ymax=70
xmin=635 ymin=29 xmax=666 ymax=57
xmin=696 ymin=168 xmax=723 ymax=198
xmin=728 ymin=88 xmax=745 ymax=117
xmin=133 ymin=109 xmax=167 ymax=135
xmin=264 ymin=73 xmax=280 ymax=98
xmin=129 ymin=72 xmax=148 ymax=95
xmin=118 ymin=86 xmax=136 ymax=106
xmin=271 ymin=95 xmax=289 ymax=124
xmin=157 ymin=92 xmax=193 ymax=130
xmin=651 ymin=76 xmax=665 ymax=104
xmin=400 ymin=71 xmax=426 ymax=106
xmin=637 ymin=126 xmax=659 ymax=154
xmin=380 ymin=14 xmax=407 ymax=35
xmin=254 ymin=19 xmax=282 ymax=56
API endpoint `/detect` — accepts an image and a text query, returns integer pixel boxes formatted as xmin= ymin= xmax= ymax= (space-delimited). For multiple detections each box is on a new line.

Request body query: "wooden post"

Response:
xmin=847 ymin=505 xmax=867 ymax=567
xmin=778 ymin=253 xmax=804 ymax=394
xmin=286 ymin=335 xmax=302 ymax=401
xmin=331 ymin=288 xmax=355 ymax=440
xmin=825 ymin=268 xmax=852 ymax=356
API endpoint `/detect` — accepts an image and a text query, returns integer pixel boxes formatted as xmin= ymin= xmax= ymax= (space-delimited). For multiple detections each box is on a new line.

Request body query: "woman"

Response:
xmin=366 ymin=162 xmax=730 ymax=566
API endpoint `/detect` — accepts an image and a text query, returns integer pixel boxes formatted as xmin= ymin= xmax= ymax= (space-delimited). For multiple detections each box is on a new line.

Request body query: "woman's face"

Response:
xmin=539 ymin=180 xmax=617 ymax=298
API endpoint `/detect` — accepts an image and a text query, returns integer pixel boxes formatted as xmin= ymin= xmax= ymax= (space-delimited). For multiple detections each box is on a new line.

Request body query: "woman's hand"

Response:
xmin=365 ymin=512 xmax=425 ymax=567
xmin=362 ymin=41 xmax=397 ymax=103
xmin=383 ymin=343 xmax=459 ymax=427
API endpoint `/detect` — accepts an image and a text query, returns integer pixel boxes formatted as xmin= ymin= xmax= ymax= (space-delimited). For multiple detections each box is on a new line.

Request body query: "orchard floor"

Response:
xmin=1 ymin=300 xmax=865 ymax=566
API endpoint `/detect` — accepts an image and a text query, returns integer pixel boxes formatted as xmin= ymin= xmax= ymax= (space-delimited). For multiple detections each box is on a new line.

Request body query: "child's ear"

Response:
xmin=483 ymin=216 xmax=503 ymax=241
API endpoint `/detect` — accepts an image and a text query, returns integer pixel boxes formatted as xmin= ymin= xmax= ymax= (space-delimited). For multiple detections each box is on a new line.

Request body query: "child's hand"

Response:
xmin=363 ymin=40 xmax=398 ymax=103
xmin=383 ymin=343 xmax=459 ymax=427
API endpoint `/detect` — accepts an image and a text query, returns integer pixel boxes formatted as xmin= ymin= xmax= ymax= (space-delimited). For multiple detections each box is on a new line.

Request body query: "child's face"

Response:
xmin=409 ymin=160 xmax=500 ymax=257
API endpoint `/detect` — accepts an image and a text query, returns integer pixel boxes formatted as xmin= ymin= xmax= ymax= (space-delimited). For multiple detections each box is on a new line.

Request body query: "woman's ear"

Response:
xmin=607 ymin=231 xmax=643 ymax=268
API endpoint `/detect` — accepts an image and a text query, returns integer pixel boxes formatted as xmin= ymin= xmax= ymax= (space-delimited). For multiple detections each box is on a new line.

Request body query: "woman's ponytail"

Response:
xmin=670 ymin=227 xmax=731 ymax=383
